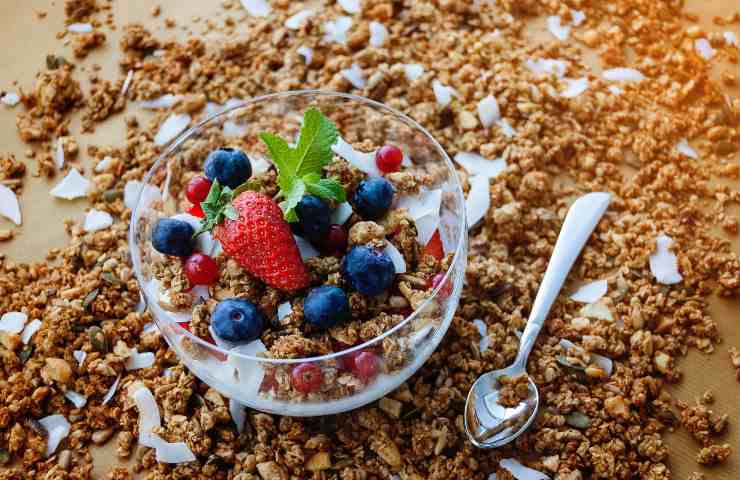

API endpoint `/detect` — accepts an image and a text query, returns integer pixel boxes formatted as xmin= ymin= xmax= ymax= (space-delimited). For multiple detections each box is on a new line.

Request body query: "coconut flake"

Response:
xmin=323 ymin=16 xmax=353 ymax=46
xmin=570 ymin=280 xmax=607 ymax=303
xmin=0 ymin=184 xmax=22 ymax=225
xmin=64 ymin=390 xmax=87 ymax=408
xmin=138 ymin=94 xmax=179 ymax=110
xmin=369 ymin=21 xmax=388 ymax=47
xmin=499 ymin=458 xmax=550 ymax=480
xmin=0 ymin=311 xmax=27 ymax=334
xmin=50 ymin=168 xmax=90 ymax=200
xmin=67 ymin=23 xmax=93 ymax=33
xmin=124 ymin=180 xmax=161 ymax=211
xmin=496 ymin=119 xmax=517 ymax=138
xmin=38 ymin=415 xmax=71 ymax=457
xmin=54 ymin=138 xmax=65 ymax=170
xmin=229 ymin=398 xmax=247 ymax=434
xmin=285 ymin=9 xmax=314 ymax=29
xmin=121 ymin=69 xmax=134 ymax=97
xmin=332 ymin=136 xmax=380 ymax=176
xmin=20 ymin=319 xmax=42 ymax=344
xmin=560 ymin=338 xmax=614 ymax=375
xmin=155 ymin=113 xmax=191 ymax=146
xmin=73 ymin=350 xmax=87 ymax=367
xmin=561 ymin=77 xmax=589 ymax=98
xmin=454 ymin=152 xmax=506 ymax=178
xmin=403 ymin=64 xmax=425 ymax=81
xmin=297 ymin=46 xmax=313 ymax=65
xmin=241 ymin=0 xmax=271 ymax=16
xmin=131 ymin=386 xmax=161 ymax=447
xmin=415 ymin=214 xmax=440 ymax=246
xmin=148 ymin=435 xmax=196 ymax=464
xmin=525 ymin=58 xmax=569 ymax=78
xmin=384 ymin=242 xmax=407 ymax=274
xmin=1 ymin=92 xmax=20 ymax=107
xmin=341 ymin=63 xmax=366 ymax=89
xmin=607 ymin=85 xmax=623 ymax=95
xmin=277 ymin=302 xmax=293 ymax=321
xmin=472 ymin=319 xmax=489 ymax=353
xmin=465 ymin=175 xmax=490 ymax=229
xmin=102 ymin=375 xmax=121 ymax=405
xmin=338 ymin=0 xmax=361 ymax=14
xmin=330 ymin=202 xmax=353 ymax=225
xmin=223 ymin=120 xmax=248 ymax=138
xmin=191 ymin=285 xmax=210 ymax=302
xmin=547 ymin=16 xmax=571 ymax=41
xmin=571 ymin=10 xmax=586 ymax=26
xmin=83 ymin=209 xmax=113 ymax=232
xmin=477 ymin=95 xmax=501 ymax=128
xmin=695 ymin=38 xmax=715 ymax=60
xmin=396 ymin=189 xmax=442 ymax=221
xmin=578 ymin=300 xmax=614 ymax=322
xmin=725 ymin=32 xmax=738 ymax=47
xmin=95 ymin=156 xmax=114 ymax=173
xmin=649 ymin=234 xmax=683 ymax=285
xmin=602 ymin=68 xmax=645 ymax=82
xmin=125 ymin=349 xmax=156 ymax=371
xmin=432 ymin=80 xmax=457 ymax=107
xmin=294 ymin=235 xmax=320 ymax=261
xmin=228 ymin=340 xmax=267 ymax=396
xmin=676 ymin=138 xmax=698 ymax=159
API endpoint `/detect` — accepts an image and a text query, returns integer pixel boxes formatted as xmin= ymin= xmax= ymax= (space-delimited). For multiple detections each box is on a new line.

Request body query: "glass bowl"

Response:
xmin=129 ymin=90 xmax=468 ymax=416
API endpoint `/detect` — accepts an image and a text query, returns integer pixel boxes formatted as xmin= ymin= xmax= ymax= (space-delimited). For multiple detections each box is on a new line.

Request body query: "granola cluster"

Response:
xmin=0 ymin=0 xmax=739 ymax=479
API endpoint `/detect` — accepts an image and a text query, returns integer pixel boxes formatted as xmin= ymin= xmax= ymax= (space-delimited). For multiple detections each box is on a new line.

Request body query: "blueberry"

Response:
xmin=341 ymin=245 xmax=396 ymax=296
xmin=304 ymin=285 xmax=350 ymax=329
xmin=204 ymin=147 xmax=252 ymax=189
xmin=152 ymin=218 xmax=194 ymax=257
xmin=295 ymin=195 xmax=331 ymax=243
xmin=211 ymin=298 xmax=265 ymax=343
xmin=352 ymin=177 xmax=395 ymax=219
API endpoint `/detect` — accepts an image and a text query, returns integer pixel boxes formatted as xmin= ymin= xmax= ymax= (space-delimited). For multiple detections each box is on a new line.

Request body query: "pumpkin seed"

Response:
xmin=82 ymin=288 xmax=99 ymax=309
xmin=102 ymin=272 xmax=123 ymax=285
xmin=26 ymin=418 xmax=47 ymax=438
xmin=0 ymin=449 xmax=10 ymax=465
xmin=565 ymin=411 xmax=591 ymax=429
xmin=20 ymin=346 xmax=33 ymax=363
xmin=88 ymin=326 xmax=108 ymax=352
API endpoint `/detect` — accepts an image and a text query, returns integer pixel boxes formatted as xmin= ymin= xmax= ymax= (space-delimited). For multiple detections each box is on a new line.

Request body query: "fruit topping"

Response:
xmin=352 ymin=177 xmax=395 ymax=219
xmin=184 ymin=253 xmax=219 ymax=285
xmin=304 ymin=285 xmax=350 ymax=329
xmin=185 ymin=175 xmax=212 ymax=204
xmin=291 ymin=363 xmax=323 ymax=393
xmin=152 ymin=218 xmax=195 ymax=257
xmin=375 ymin=144 xmax=403 ymax=173
xmin=341 ymin=245 xmax=396 ymax=296
xmin=211 ymin=298 xmax=266 ymax=343
xmin=295 ymin=195 xmax=331 ymax=243
xmin=204 ymin=147 xmax=252 ymax=189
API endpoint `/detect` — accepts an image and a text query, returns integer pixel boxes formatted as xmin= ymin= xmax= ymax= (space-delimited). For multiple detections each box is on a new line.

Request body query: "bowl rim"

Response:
xmin=129 ymin=89 xmax=468 ymax=365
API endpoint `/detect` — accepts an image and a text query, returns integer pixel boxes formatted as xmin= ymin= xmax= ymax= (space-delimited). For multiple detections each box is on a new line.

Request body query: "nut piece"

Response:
xmin=43 ymin=358 xmax=72 ymax=384
xmin=256 ymin=461 xmax=288 ymax=480
xmin=92 ymin=428 xmax=114 ymax=445
xmin=378 ymin=397 xmax=403 ymax=419
xmin=604 ymin=395 xmax=630 ymax=420
xmin=348 ymin=221 xmax=386 ymax=246
xmin=305 ymin=451 xmax=331 ymax=472
xmin=0 ymin=332 xmax=21 ymax=351
xmin=369 ymin=431 xmax=401 ymax=467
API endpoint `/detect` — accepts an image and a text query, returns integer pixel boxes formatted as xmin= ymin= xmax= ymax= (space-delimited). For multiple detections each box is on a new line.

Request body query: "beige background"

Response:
xmin=0 ymin=1 xmax=738 ymax=478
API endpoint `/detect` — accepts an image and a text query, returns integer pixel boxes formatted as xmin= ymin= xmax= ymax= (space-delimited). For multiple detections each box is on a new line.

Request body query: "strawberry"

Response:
xmin=423 ymin=230 xmax=444 ymax=260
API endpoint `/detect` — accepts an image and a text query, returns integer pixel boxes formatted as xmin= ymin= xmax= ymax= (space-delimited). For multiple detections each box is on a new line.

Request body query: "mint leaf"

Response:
xmin=259 ymin=133 xmax=293 ymax=177
xmin=193 ymin=179 xmax=238 ymax=237
xmin=280 ymin=179 xmax=306 ymax=221
xmin=305 ymin=177 xmax=347 ymax=203
xmin=301 ymin=172 xmax=321 ymax=184
xmin=292 ymin=107 xmax=338 ymax=177
xmin=223 ymin=205 xmax=238 ymax=220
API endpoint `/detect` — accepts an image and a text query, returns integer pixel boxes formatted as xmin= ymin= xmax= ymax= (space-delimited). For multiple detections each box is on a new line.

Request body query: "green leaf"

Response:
xmin=193 ymin=178 xmax=237 ymax=237
xmin=306 ymin=178 xmax=347 ymax=203
xmin=259 ymin=132 xmax=294 ymax=177
xmin=232 ymin=179 xmax=263 ymax=197
xmin=292 ymin=107 xmax=338 ymax=177
xmin=280 ymin=179 xmax=306 ymax=221
xmin=301 ymin=172 xmax=321 ymax=184
xmin=203 ymin=179 xmax=222 ymax=206
xmin=223 ymin=205 xmax=238 ymax=220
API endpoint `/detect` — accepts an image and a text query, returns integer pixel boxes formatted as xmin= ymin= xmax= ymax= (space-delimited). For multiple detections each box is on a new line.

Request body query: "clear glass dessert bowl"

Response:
xmin=129 ymin=90 xmax=467 ymax=416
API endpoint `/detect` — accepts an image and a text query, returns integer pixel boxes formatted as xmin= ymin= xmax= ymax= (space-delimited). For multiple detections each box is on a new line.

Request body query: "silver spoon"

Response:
xmin=464 ymin=192 xmax=611 ymax=448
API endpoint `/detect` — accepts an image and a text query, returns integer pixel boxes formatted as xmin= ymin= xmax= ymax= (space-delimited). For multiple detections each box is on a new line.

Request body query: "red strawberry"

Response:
xmin=423 ymin=230 xmax=444 ymax=260
xmin=214 ymin=191 xmax=310 ymax=291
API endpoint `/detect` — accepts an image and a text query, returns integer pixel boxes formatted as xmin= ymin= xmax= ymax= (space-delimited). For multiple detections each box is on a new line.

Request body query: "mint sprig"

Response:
xmin=193 ymin=179 xmax=236 ymax=237
xmin=259 ymin=107 xmax=346 ymax=221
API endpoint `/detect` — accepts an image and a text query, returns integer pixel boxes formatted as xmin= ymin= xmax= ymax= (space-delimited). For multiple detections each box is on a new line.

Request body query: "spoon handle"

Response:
xmin=513 ymin=192 xmax=611 ymax=370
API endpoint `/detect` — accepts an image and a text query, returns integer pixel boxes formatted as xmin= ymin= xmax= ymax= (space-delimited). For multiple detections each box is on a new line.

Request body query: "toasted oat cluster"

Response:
xmin=0 ymin=0 xmax=739 ymax=479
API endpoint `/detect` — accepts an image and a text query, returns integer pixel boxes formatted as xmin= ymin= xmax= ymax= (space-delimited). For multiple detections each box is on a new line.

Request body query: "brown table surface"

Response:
xmin=0 ymin=0 xmax=738 ymax=478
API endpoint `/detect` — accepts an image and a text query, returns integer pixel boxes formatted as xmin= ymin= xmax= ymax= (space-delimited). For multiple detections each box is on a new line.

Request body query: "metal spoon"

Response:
xmin=464 ymin=192 xmax=611 ymax=448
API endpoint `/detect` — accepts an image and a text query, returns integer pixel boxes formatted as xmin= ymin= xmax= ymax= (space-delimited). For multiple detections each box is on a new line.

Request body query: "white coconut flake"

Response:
xmin=384 ymin=242 xmax=407 ymax=274
xmin=95 ymin=156 xmax=114 ymax=173
xmin=39 ymin=415 xmax=71 ymax=457
xmin=496 ymin=119 xmax=517 ymax=138
xmin=676 ymin=138 xmax=698 ymax=159
xmin=561 ymin=77 xmax=589 ymax=98
xmin=578 ymin=301 xmax=614 ymax=322
xmin=415 ymin=214 xmax=440 ymax=246
xmin=124 ymin=180 xmax=161 ymax=211
xmin=138 ymin=94 xmax=180 ymax=110
xmin=125 ymin=349 xmax=156 ymax=371
xmin=607 ymin=85 xmax=623 ymax=95
xmin=369 ymin=21 xmax=388 ymax=47
xmin=73 ymin=350 xmax=87 ymax=367
xmin=229 ymin=340 xmax=267 ymax=396
xmin=229 ymin=398 xmax=247 ymax=434
xmin=285 ymin=9 xmax=314 ymax=29
xmin=294 ymin=235 xmax=320 ymax=261
xmin=330 ymin=202 xmax=353 ymax=225
xmin=155 ymin=113 xmax=191 ymax=146
xmin=191 ymin=285 xmax=210 ymax=302
xmin=602 ymin=68 xmax=645 ymax=82
xmin=0 ymin=184 xmax=22 ymax=225
xmin=472 ymin=319 xmax=489 ymax=353
xmin=477 ymin=95 xmax=501 ymax=128
xmin=102 ymin=375 xmax=121 ymax=405
xmin=432 ymin=80 xmax=457 ymax=107
xmin=121 ymin=69 xmax=134 ymax=97
xmin=570 ymin=279 xmax=608 ymax=303
xmin=454 ymin=152 xmax=506 ymax=178
xmin=297 ymin=46 xmax=313 ymax=65
xmin=525 ymin=58 xmax=569 ymax=78
xmin=0 ymin=311 xmax=27 ymax=334
xmin=223 ymin=120 xmax=248 ymax=138
xmin=240 ymin=0 xmax=271 ymax=17
xmin=55 ymin=138 xmax=65 ymax=170
xmin=132 ymin=386 xmax=161 ymax=447
xmin=649 ymin=234 xmax=683 ymax=285
xmin=547 ymin=16 xmax=571 ymax=41
xmin=695 ymin=38 xmax=715 ymax=60
xmin=725 ymin=31 xmax=738 ymax=47
xmin=499 ymin=458 xmax=550 ymax=480
xmin=396 ymin=188 xmax=442 ymax=221
xmin=67 ymin=23 xmax=93 ymax=33
xmin=332 ymin=136 xmax=380 ymax=176
xmin=341 ymin=63 xmax=366 ymax=89
xmin=338 ymin=0 xmax=361 ymax=14
xmin=21 ymin=319 xmax=42 ymax=344
xmin=50 ymin=168 xmax=90 ymax=200
xmin=147 ymin=435 xmax=195 ymax=464
xmin=571 ymin=10 xmax=586 ymax=26
xmin=323 ymin=16 xmax=353 ymax=46
xmin=1 ymin=92 xmax=20 ymax=107
xmin=83 ymin=209 xmax=113 ymax=232
xmin=277 ymin=302 xmax=293 ymax=321
xmin=465 ymin=175 xmax=490 ymax=229
xmin=64 ymin=390 xmax=87 ymax=408
xmin=560 ymin=338 xmax=613 ymax=376
xmin=403 ymin=64 xmax=424 ymax=82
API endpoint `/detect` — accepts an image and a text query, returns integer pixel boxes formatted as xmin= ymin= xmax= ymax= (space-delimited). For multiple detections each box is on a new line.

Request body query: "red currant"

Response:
xmin=188 ymin=204 xmax=205 ymax=218
xmin=291 ymin=363 xmax=323 ymax=393
xmin=324 ymin=224 xmax=348 ymax=254
xmin=336 ymin=349 xmax=360 ymax=371
xmin=423 ymin=230 xmax=444 ymax=260
xmin=375 ymin=145 xmax=403 ymax=173
xmin=353 ymin=351 xmax=380 ymax=383
xmin=184 ymin=253 xmax=219 ymax=285
xmin=185 ymin=176 xmax=212 ymax=204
